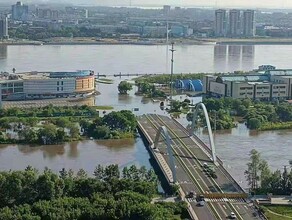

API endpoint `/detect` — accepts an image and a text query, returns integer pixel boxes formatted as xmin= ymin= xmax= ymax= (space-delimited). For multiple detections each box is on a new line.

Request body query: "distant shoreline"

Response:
xmin=2 ymin=37 xmax=292 ymax=46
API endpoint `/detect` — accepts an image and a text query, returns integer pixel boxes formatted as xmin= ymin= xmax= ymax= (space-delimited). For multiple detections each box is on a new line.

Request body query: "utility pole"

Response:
xmin=170 ymin=42 xmax=175 ymax=101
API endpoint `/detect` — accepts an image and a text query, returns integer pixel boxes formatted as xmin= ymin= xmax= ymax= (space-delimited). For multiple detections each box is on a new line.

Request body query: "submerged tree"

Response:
xmin=118 ymin=81 xmax=133 ymax=94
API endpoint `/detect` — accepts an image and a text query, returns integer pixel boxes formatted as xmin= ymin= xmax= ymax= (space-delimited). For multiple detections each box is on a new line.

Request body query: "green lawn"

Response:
xmin=96 ymin=78 xmax=114 ymax=84
xmin=95 ymin=106 xmax=114 ymax=110
xmin=263 ymin=205 xmax=292 ymax=220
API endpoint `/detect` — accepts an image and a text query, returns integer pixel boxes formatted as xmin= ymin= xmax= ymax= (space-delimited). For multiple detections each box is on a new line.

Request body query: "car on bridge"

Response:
xmin=186 ymin=191 xmax=195 ymax=198
xmin=230 ymin=212 xmax=236 ymax=219
xmin=196 ymin=195 xmax=205 ymax=206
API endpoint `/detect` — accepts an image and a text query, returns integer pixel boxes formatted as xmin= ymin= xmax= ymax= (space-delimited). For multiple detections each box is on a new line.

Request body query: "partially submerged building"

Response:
xmin=0 ymin=70 xmax=95 ymax=101
xmin=203 ymin=68 xmax=292 ymax=100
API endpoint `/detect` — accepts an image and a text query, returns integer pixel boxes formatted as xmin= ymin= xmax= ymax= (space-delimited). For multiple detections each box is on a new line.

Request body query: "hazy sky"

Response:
xmin=61 ymin=0 xmax=292 ymax=9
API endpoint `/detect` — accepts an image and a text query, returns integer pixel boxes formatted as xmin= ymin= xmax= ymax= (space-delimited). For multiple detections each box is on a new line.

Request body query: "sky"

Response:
xmin=60 ymin=0 xmax=292 ymax=9
xmin=14 ymin=0 xmax=292 ymax=9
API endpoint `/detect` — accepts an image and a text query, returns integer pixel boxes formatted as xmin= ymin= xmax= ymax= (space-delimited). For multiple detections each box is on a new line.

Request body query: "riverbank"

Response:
xmin=209 ymin=37 xmax=292 ymax=45
xmin=0 ymin=37 xmax=216 ymax=46
xmin=4 ymin=37 xmax=292 ymax=46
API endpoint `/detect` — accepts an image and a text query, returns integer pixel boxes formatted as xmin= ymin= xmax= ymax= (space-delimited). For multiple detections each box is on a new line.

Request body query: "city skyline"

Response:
xmin=0 ymin=0 xmax=291 ymax=9
xmin=34 ymin=0 xmax=292 ymax=9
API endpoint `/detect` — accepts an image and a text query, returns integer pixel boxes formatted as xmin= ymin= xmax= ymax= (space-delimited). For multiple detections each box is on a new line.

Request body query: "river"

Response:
xmin=1 ymin=44 xmax=292 ymax=74
xmin=0 ymin=44 xmax=291 ymax=188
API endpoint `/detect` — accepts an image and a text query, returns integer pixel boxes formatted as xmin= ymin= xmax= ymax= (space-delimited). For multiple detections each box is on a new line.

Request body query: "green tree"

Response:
xmin=245 ymin=149 xmax=261 ymax=191
xmin=247 ymin=118 xmax=262 ymax=129
xmin=118 ymin=81 xmax=133 ymax=94
xmin=68 ymin=123 xmax=80 ymax=139
xmin=19 ymin=128 xmax=38 ymax=144
xmin=38 ymin=124 xmax=58 ymax=145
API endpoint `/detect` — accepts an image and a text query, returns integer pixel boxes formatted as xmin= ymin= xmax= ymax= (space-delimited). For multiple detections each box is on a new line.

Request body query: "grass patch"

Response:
xmin=96 ymin=78 xmax=114 ymax=84
xmin=260 ymin=122 xmax=292 ymax=131
xmin=265 ymin=205 xmax=292 ymax=217
xmin=95 ymin=106 xmax=114 ymax=110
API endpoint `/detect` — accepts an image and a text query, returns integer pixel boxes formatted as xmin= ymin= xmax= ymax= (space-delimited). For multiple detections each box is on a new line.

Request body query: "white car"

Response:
xmin=198 ymin=200 xmax=205 ymax=206
xmin=230 ymin=212 xmax=236 ymax=219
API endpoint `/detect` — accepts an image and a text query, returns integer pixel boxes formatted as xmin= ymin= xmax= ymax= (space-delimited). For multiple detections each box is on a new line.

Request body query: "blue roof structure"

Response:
xmin=175 ymin=79 xmax=203 ymax=91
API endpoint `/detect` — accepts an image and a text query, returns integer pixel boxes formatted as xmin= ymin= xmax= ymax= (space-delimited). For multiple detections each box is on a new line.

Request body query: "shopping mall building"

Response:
xmin=0 ymin=70 xmax=95 ymax=101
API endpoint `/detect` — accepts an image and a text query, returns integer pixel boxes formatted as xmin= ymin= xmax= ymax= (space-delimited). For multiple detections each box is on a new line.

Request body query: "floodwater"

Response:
xmin=0 ymin=138 xmax=152 ymax=174
xmin=0 ymin=44 xmax=291 ymax=187
xmin=1 ymin=44 xmax=292 ymax=74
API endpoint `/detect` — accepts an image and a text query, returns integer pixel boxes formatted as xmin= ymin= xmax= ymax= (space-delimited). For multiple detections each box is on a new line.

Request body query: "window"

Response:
xmin=61 ymin=81 xmax=64 ymax=85
xmin=57 ymin=87 xmax=59 ymax=91
xmin=61 ymin=87 xmax=63 ymax=91
xmin=14 ymin=88 xmax=23 ymax=93
xmin=57 ymin=82 xmax=59 ymax=86
xmin=14 ymin=82 xmax=23 ymax=87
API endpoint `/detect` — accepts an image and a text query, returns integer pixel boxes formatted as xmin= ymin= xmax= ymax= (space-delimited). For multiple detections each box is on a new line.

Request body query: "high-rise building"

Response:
xmin=0 ymin=17 xmax=9 ymax=39
xmin=242 ymin=10 xmax=255 ymax=37
xmin=84 ymin=9 xmax=88 ymax=19
xmin=163 ymin=5 xmax=171 ymax=16
xmin=215 ymin=9 xmax=227 ymax=37
xmin=228 ymin=9 xmax=241 ymax=37
xmin=12 ymin=1 xmax=28 ymax=21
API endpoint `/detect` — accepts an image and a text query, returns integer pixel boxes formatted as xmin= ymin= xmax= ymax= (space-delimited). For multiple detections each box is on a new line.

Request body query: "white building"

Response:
xmin=203 ymin=70 xmax=292 ymax=100
xmin=0 ymin=70 xmax=95 ymax=101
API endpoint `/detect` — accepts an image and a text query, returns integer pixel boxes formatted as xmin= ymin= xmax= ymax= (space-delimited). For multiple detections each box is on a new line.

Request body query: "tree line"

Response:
xmin=0 ymin=165 xmax=188 ymax=220
xmin=201 ymin=98 xmax=292 ymax=130
xmin=245 ymin=149 xmax=292 ymax=195
xmin=0 ymin=105 xmax=137 ymax=144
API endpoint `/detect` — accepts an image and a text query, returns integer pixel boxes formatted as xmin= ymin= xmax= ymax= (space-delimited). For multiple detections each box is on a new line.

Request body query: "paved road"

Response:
xmin=138 ymin=114 xmax=262 ymax=220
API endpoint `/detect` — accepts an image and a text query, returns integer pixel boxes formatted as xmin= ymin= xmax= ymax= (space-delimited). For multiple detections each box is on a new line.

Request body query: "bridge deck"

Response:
xmin=138 ymin=114 xmax=262 ymax=220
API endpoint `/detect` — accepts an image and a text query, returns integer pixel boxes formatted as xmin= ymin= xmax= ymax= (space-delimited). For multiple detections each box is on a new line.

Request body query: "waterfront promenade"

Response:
xmin=138 ymin=114 xmax=262 ymax=220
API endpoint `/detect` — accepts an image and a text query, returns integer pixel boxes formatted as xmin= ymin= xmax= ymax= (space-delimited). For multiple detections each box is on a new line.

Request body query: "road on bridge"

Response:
xmin=138 ymin=114 xmax=262 ymax=220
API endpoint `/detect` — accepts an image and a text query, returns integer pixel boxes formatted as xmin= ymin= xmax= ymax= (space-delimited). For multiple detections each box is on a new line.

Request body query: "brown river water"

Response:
xmin=0 ymin=44 xmax=291 ymax=188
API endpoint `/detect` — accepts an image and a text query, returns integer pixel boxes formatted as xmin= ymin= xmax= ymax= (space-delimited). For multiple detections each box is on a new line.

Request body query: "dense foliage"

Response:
xmin=0 ymin=165 xmax=188 ymax=220
xmin=0 ymin=106 xmax=137 ymax=144
xmin=201 ymin=98 xmax=292 ymax=130
xmin=9 ymin=26 xmax=120 ymax=40
xmin=245 ymin=149 xmax=292 ymax=195
xmin=137 ymin=82 xmax=166 ymax=98
xmin=0 ymin=105 xmax=99 ymax=118
xmin=134 ymin=73 xmax=205 ymax=84
xmin=118 ymin=81 xmax=133 ymax=94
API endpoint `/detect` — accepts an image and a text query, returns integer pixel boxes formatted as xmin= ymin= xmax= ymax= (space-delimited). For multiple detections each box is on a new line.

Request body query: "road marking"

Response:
xmin=146 ymin=115 xmax=223 ymax=220
xmin=222 ymin=205 xmax=227 ymax=210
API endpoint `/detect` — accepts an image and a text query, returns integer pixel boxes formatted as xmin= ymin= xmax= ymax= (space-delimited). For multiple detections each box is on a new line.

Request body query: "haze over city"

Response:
xmin=0 ymin=0 xmax=290 ymax=9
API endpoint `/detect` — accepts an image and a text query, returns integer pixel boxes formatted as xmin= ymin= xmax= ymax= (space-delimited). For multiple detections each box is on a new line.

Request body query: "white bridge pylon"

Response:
xmin=154 ymin=126 xmax=177 ymax=183
xmin=190 ymin=102 xmax=217 ymax=164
